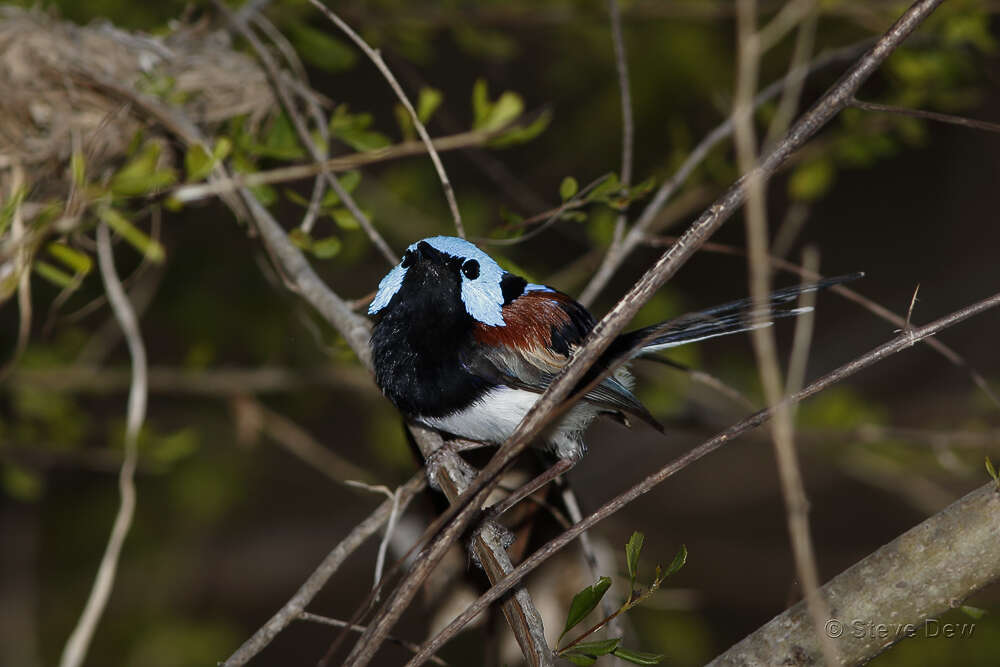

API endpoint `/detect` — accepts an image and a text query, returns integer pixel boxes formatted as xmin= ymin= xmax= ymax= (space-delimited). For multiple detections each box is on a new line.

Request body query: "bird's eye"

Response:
xmin=462 ymin=259 xmax=480 ymax=280
xmin=401 ymin=250 xmax=414 ymax=268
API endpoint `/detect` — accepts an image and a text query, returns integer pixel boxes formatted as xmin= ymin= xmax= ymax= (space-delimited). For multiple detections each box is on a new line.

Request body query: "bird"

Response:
xmin=369 ymin=235 xmax=858 ymax=465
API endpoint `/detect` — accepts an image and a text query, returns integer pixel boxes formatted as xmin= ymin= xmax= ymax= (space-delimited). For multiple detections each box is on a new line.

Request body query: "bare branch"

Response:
xmin=607 ymin=0 xmax=634 ymax=258
xmin=307 ymin=0 xmax=466 ymax=239
xmin=408 ymin=287 xmax=1000 ymax=665
xmin=58 ymin=220 xmax=147 ymax=667
xmin=708 ymin=481 xmax=1000 ymax=666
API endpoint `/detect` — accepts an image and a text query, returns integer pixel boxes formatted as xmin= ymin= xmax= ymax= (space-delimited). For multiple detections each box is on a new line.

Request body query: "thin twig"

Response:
xmin=408 ymin=287 xmax=1000 ymax=665
xmin=733 ymin=0 xmax=836 ymax=661
xmin=307 ymin=0 xmax=465 ymax=239
xmin=348 ymin=4 xmax=943 ymax=663
xmin=58 ymin=220 xmax=147 ymax=667
xmin=170 ymin=126 xmax=505 ymax=204
xmin=607 ymin=0 xmax=634 ymax=255
xmin=851 ymin=98 xmax=1000 ymax=134
xmin=298 ymin=613 xmax=449 ymax=667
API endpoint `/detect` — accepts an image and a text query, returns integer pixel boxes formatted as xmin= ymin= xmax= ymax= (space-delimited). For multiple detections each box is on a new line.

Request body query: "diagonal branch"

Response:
xmin=345 ymin=2 xmax=945 ymax=663
xmin=708 ymin=481 xmax=1000 ymax=666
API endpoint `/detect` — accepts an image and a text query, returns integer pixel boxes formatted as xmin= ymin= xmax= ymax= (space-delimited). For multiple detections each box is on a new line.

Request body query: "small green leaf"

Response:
xmin=561 ymin=577 xmax=612 ymax=639
xmin=564 ymin=655 xmax=597 ymax=666
xmin=663 ymin=544 xmax=688 ymax=579
xmin=479 ymin=92 xmax=524 ymax=131
xmin=329 ymin=105 xmax=391 ymax=151
xmin=488 ymin=109 xmax=551 ymax=148
xmin=417 ymin=87 xmax=443 ymax=124
xmin=472 ymin=78 xmax=491 ymax=127
xmin=331 ymin=207 xmax=364 ymax=230
xmin=110 ymin=141 xmax=177 ymax=196
xmin=586 ymin=173 xmax=622 ymax=203
xmin=288 ymin=228 xmax=312 ymax=250
xmin=960 ymin=605 xmax=987 ymax=620
xmin=286 ymin=22 xmax=357 ymax=72
xmin=625 ymin=531 xmax=645 ymax=584
xmin=71 ymin=150 xmax=86 ymax=187
xmin=612 ymin=647 xmax=665 ymax=665
xmin=47 ymin=243 xmax=92 ymax=275
xmin=185 ymin=144 xmax=213 ymax=181
xmin=311 ymin=236 xmax=341 ymax=259
xmin=394 ymin=104 xmax=415 ymax=141
xmin=986 ymin=456 xmax=998 ymax=483
xmin=320 ymin=171 xmax=362 ymax=207
xmin=560 ymin=176 xmax=579 ymax=201
xmin=34 ymin=261 xmax=75 ymax=288
xmin=563 ymin=638 xmax=621 ymax=658
xmin=98 ymin=207 xmax=165 ymax=262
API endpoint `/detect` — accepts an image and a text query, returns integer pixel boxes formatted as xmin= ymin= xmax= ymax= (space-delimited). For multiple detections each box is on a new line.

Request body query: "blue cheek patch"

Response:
xmin=369 ymin=263 xmax=407 ymax=315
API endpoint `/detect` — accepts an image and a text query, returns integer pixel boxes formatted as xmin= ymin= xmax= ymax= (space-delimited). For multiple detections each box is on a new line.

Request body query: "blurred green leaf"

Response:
xmin=33 ymin=260 xmax=75 ymax=288
xmin=417 ymin=87 xmax=443 ymax=124
xmin=99 ymin=207 xmax=165 ymax=262
xmin=288 ymin=228 xmax=312 ymax=250
xmin=320 ymin=171 xmax=363 ymax=207
xmin=789 ymin=159 xmax=834 ymax=201
xmin=331 ymin=207 xmax=364 ymax=230
xmin=488 ymin=109 xmax=551 ymax=148
xmin=612 ymin=647 xmax=665 ymax=665
xmin=961 ymin=605 xmax=988 ymax=620
xmin=562 ymin=576 xmax=612 ymax=640
xmin=560 ymin=176 xmax=579 ymax=201
xmin=311 ymin=236 xmax=342 ymax=259
xmin=286 ymin=22 xmax=357 ymax=72
xmin=329 ymin=106 xmax=391 ymax=151
xmin=47 ymin=242 xmax=92 ymax=275
xmin=2 ymin=464 xmax=43 ymax=501
xmin=110 ymin=141 xmax=177 ymax=196
xmin=986 ymin=456 xmax=998 ymax=485
xmin=564 ymin=654 xmax=597 ymax=666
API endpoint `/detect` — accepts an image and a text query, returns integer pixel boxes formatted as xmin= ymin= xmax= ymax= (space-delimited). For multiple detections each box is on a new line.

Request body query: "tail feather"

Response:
xmin=605 ymin=272 xmax=862 ymax=363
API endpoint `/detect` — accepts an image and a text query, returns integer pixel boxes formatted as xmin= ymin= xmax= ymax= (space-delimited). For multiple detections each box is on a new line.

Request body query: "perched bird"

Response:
xmin=370 ymin=236 xmax=857 ymax=463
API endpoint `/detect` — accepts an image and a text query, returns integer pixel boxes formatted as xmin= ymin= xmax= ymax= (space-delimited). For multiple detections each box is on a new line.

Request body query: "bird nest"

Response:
xmin=0 ymin=6 xmax=277 ymax=200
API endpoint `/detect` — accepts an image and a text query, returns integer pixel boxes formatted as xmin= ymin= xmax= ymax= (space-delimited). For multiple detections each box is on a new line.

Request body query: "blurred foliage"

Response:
xmin=1 ymin=1 xmax=999 ymax=666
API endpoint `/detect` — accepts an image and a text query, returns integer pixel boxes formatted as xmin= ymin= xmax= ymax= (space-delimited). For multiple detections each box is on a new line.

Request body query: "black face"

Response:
xmin=370 ymin=241 xmax=491 ymax=417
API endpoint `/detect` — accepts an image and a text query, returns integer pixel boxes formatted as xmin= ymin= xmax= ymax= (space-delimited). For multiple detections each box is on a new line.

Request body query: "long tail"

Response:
xmin=605 ymin=272 xmax=863 ymax=363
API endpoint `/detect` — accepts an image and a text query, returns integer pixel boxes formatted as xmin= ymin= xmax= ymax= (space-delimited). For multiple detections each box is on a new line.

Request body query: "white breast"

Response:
xmin=418 ymin=387 xmax=600 ymax=461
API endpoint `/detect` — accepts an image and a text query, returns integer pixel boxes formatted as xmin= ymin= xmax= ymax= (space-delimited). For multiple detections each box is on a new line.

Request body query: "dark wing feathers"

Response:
xmin=469 ymin=290 xmax=659 ymax=428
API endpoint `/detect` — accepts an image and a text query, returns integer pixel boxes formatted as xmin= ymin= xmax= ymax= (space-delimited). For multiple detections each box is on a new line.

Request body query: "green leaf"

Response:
xmin=110 ymin=142 xmax=177 ymax=196
xmin=286 ymin=22 xmax=357 ymax=72
xmin=184 ymin=144 xmax=213 ymax=181
xmin=417 ymin=87 xmax=443 ymax=124
xmin=311 ymin=236 xmax=342 ymax=259
xmin=331 ymin=207 xmax=364 ymax=230
xmin=625 ymin=531 xmax=644 ymax=585
xmin=472 ymin=78 xmax=491 ymax=127
xmin=98 ymin=207 xmax=165 ymax=263
xmin=329 ymin=106 xmax=391 ymax=151
xmin=288 ymin=228 xmax=312 ymax=250
xmin=34 ymin=261 xmax=75 ymax=288
xmin=563 ymin=638 xmax=621 ymax=658
xmin=560 ymin=176 xmax=579 ymax=201
xmin=564 ymin=655 xmax=597 ymax=666
xmin=612 ymin=647 xmax=665 ymax=664
xmin=986 ymin=456 xmax=998 ymax=482
xmin=586 ymin=173 xmax=622 ymax=203
xmin=663 ymin=544 xmax=688 ymax=579
xmin=488 ymin=109 xmax=551 ymax=148
xmin=561 ymin=577 xmax=612 ymax=639
xmin=960 ymin=605 xmax=987 ymax=620
xmin=394 ymin=104 xmax=415 ymax=141
xmin=71 ymin=150 xmax=86 ymax=188
xmin=47 ymin=243 xmax=92 ymax=275
xmin=2 ymin=463 xmax=43 ymax=502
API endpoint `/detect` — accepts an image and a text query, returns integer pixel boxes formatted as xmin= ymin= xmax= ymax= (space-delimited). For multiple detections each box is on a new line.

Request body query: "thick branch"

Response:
xmin=709 ymin=482 xmax=1000 ymax=666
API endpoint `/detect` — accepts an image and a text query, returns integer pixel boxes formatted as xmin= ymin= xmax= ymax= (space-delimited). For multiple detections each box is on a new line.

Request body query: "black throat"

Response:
xmin=370 ymin=265 xmax=492 ymax=418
